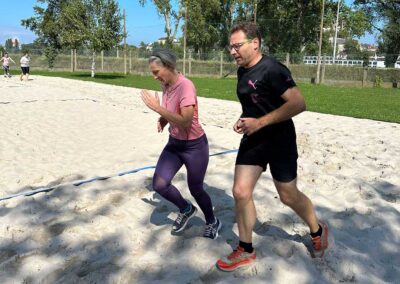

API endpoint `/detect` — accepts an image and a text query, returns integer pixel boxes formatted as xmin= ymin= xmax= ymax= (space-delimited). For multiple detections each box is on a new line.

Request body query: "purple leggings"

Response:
xmin=152 ymin=134 xmax=215 ymax=223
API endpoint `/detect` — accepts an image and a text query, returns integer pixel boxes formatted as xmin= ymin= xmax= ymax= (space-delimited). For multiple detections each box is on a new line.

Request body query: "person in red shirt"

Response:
xmin=141 ymin=48 xmax=221 ymax=239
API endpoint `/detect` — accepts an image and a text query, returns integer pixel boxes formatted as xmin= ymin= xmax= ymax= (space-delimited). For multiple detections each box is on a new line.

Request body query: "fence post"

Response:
xmin=74 ymin=49 xmax=77 ymax=71
xmin=71 ymin=49 xmax=73 ymax=71
xmin=129 ymin=49 xmax=132 ymax=73
xmin=124 ymin=49 xmax=127 ymax=75
xmin=362 ymin=68 xmax=368 ymax=87
xmin=189 ymin=50 xmax=192 ymax=76
xmin=321 ymin=54 xmax=326 ymax=84
xmin=286 ymin=53 xmax=290 ymax=67
xmin=101 ymin=50 xmax=104 ymax=71
xmin=116 ymin=47 xmax=119 ymax=58
xmin=220 ymin=51 xmax=223 ymax=77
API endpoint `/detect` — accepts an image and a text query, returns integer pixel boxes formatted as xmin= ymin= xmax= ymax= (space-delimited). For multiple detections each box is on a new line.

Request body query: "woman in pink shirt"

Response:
xmin=1 ymin=52 xmax=15 ymax=78
xmin=141 ymin=48 xmax=221 ymax=239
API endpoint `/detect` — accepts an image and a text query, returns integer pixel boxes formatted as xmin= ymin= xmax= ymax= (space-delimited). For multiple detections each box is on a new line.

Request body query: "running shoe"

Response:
xmin=311 ymin=222 xmax=329 ymax=257
xmin=203 ymin=218 xmax=222 ymax=239
xmin=216 ymin=246 xmax=256 ymax=271
xmin=172 ymin=204 xmax=197 ymax=233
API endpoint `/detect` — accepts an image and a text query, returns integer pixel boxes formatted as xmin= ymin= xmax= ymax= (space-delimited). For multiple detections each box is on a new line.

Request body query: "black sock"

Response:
xmin=310 ymin=224 xmax=322 ymax=238
xmin=181 ymin=203 xmax=191 ymax=214
xmin=239 ymin=240 xmax=254 ymax=253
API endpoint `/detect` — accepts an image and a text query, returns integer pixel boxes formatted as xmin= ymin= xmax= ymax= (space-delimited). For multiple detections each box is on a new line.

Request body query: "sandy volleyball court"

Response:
xmin=0 ymin=75 xmax=399 ymax=283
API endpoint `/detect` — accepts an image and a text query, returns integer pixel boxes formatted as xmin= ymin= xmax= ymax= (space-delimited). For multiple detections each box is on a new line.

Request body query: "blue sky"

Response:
xmin=0 ymin=0 xmax=376 ymax=47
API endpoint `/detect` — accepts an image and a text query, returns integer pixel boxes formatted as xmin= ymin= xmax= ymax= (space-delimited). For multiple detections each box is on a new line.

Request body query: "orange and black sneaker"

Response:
xmin=311 ymin=222 xmax=329 ymax=257
xmin=216 ymin=246 xmax=256 ymax=271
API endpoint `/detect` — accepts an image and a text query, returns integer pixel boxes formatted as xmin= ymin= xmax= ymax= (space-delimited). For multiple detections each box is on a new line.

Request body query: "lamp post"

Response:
xmin=332 ymin=0 xmax=341 ymax=64
xmin=316 ymin=0 xmax=325 ymax=84
xmin=183 ymin=0 xmax=188 ymax=75
xmin=254 ymin=1 xmax=257 ymax=23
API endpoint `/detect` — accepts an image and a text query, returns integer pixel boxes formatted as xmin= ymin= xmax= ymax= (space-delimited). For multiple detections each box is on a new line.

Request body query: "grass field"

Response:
xmin=22 ymin=70 xmax=400 ymax=124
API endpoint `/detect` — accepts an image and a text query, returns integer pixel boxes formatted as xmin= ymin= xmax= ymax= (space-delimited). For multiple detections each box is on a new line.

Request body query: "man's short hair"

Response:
xmin=230 ymin=22 xmax=262 ymax=47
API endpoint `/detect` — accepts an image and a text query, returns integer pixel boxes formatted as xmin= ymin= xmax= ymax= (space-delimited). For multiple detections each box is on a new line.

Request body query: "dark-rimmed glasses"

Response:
xmin=227 ymin=39 xmax=253 ymax=52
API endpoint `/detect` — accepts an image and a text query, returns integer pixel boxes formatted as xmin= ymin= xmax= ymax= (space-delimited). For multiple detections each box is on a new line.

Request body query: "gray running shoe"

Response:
xmin=203 ymin=218 xmax=222 ymax=239
xmin=172 ymin=204 xmax=197 ymax=232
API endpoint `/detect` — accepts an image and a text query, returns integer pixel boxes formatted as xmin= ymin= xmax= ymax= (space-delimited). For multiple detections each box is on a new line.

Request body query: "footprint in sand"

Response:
xmin=271 ymin=240 xmax=296 ymax=258
xmin=359 ymin=190 xmax=376 ymax=200
xmin=200 ymin=263 xmax=259 ymax=282
xmin=47 ymin=222 xmax=67 ymax=237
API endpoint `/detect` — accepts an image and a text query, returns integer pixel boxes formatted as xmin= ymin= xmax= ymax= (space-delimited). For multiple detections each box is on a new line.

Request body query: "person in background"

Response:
xmin=20 ymin=52 xmax=31 ymax=81
xmin=1 ymin=52 xmax=15 ymax=78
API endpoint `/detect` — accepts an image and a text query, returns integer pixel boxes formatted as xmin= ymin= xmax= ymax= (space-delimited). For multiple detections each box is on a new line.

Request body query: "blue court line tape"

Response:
xmin=0 ymin=149 xmax=238 ymax=202
xmin=209 ymin=149 xmax=238 ymax=157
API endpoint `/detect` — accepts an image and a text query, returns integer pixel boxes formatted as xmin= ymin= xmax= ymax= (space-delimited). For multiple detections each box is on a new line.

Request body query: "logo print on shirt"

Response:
xmin=248 ymin=79 xmax=258 ymax=90
xmin=250 ymin=93 xmax=260 ymax=103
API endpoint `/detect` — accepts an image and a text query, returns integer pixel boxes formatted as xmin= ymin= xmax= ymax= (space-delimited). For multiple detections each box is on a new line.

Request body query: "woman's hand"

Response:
xmin=157 ymin=117 xmax=168 ymax=132
xmin=141 ymin=90 xmax=161 ymax=113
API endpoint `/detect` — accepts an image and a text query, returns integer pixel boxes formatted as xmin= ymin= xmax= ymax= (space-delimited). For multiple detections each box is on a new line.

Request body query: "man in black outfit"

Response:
xmin=216 ymin=22 xmax=329 ymax=272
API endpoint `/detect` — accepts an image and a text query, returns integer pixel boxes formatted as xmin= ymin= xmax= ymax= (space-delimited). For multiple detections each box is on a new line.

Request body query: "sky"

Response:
xmin=0 ymin=0 xmax=377 ymax=47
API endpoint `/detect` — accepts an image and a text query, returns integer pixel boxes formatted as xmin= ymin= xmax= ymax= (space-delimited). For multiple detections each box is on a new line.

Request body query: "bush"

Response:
xmin=373 ymin=75 xmax=383 ymax=88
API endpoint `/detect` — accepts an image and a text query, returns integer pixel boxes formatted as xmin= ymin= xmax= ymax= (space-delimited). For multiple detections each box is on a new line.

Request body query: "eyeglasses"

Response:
xmin=228 ymin=39 xmax=253 ymax=52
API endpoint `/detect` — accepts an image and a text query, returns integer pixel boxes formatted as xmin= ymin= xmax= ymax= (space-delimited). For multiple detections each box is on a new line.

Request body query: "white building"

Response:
xmin=303 ymin=55 xmax=363 ymax=67
xmin=303 ymin=55 xmax=400 ymax=69
xmin=329 ymin=37 xmax=346 ymax=55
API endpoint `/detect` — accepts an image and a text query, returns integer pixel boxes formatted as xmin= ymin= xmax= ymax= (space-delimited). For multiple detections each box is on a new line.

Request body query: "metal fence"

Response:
xmin=3 ymin=48 xmax=400 ymax=87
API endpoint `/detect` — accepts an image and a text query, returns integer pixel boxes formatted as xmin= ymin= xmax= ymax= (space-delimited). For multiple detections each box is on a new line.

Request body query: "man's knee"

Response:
xmin=278 ymin=191 xmax=298 ymax=206
xmin=275 ymin=179 xmax=300 ymax=206
xmin=232 ymin=184 xmax=253 ymax=202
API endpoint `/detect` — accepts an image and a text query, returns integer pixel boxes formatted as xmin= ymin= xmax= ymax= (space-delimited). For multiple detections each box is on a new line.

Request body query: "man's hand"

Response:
xmin=239 ymin=117 xmax=263 ymax=135
xmin=233 ymin=119 xmax=244 ymax=134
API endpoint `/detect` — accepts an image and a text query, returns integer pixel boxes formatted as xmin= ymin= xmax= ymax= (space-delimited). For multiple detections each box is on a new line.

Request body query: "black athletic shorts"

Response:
xmin=235 ymin=127 xmax=298 ymax=182
xmin=21 ymin=67 xmax=30 ymax=75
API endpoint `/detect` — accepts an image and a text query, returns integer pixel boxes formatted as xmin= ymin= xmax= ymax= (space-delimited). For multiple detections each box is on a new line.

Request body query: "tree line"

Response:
xmin=8 ymin=0 xmax=399 ymax=70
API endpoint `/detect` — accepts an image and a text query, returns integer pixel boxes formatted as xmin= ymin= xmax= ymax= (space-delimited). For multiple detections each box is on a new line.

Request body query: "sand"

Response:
xmin=0 ymin=75 xmax=399 ymax=283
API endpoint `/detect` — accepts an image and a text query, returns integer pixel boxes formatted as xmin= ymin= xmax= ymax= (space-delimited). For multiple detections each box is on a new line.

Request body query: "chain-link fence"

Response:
xmin=3 ymin=48 xmax=400 ymax=87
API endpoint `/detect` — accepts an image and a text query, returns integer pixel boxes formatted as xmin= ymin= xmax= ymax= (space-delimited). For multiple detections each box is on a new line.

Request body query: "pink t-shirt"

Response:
xmin=161 ymin=74 xmax=205 ymax=140
xmin=2 ymin=57 xmax=11 ymax=66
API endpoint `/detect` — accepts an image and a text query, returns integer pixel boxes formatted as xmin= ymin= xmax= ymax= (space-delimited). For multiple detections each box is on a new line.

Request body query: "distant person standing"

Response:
xmin=20 ymin=52 xmax=31 ymax=81
xmin=1 ymin=52 xmax=15 ymax=78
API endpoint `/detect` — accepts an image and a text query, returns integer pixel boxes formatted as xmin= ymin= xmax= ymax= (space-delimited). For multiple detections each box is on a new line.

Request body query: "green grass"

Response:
xmin=27 ymin=70 xmax=400 ymax=123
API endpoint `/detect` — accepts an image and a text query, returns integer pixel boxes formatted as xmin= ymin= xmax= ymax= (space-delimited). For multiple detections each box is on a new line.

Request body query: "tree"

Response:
xmin=21 ymin=0 xmax=64 ymax=67
xmin=22 ymin=0 xmax=123 ymax=72
xmin=344 ymin=38 xmax=362 ymax=59
xmin=86 ymin=0 xmax=124 ymax=77
xmin=5 ymin=38 xmax=14 ymax=50
xmin=379 ymin=23 xmax=400 ymax=68
xmin=256 ymin=0 xmax=321 ymax=54
xmin=354 ymin=0 xmax=400 ymax=67
xmin=59 ymin=0 xmax=89 ymax=50
xmin=139 ymin=0 xmax=184 ymax=46
xmin=185 ymin=0 xmax=221 ymax=53
xmin=21 ymin=40 xmax=47 ymax=55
